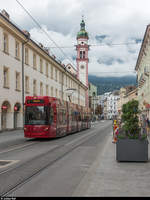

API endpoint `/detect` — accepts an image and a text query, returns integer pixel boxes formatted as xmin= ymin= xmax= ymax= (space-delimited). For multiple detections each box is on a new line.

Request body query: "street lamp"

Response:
xmin=65 ymin=88 xmax=77 ymax=102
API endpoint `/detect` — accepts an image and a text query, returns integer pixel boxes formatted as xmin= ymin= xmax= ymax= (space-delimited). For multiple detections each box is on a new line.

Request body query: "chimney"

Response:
xmin=52 ymin=55 xmax=56 ymax=59
xmin=39 ymin=43 xmax=43 ymax=48
xmin=22 ymin=30 xmax=30 ymax=38
xmin=43 ymin=47 xmax=49 ymax=54
xmin=1 ymin=9 xmax=10 ymax=20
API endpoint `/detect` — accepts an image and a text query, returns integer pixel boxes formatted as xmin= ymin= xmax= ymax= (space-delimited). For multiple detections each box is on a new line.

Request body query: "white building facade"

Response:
xmin=0 ymin=10 xmax=87 ymax=131
xmin=106 ymin=93 xmax=119 ymax=119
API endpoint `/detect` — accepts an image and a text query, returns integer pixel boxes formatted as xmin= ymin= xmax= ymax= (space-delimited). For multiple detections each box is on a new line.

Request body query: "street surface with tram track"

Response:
xmin=0 ymin=120 xmax=112 ymax=197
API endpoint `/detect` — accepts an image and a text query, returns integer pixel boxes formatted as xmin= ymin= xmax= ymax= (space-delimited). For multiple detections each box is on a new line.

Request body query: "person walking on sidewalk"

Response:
xmin=146 ymin=117 xmax=150 ymax=136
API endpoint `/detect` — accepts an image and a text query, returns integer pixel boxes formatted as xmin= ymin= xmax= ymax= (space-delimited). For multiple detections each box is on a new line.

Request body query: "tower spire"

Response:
xmin=76 ymin=18 xmax=89 ymax=107
xmin=77 ymin=17 xmax=88 ymax=39
xmin=82 ymin=14 xmax=84 ymax=20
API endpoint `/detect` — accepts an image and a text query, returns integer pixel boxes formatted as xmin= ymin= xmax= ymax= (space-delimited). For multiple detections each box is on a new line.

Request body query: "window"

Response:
xmin=3 ymin=33 xmax=8 ymax=53
xmin=63 ymin=74 xmax=65 ymax=85
xmin=3 ymin=67 xmax=9 ymax=88
xmin=16 ymin=72 xmax=21 ymax=91
xmin=25 ymin=106 xmax=49 ymax=125
xmin=15 ymin=41 xmax=20 ymax=59
xmin=83 ymin=51 xmax=85 ymax=58
xmin=25 ymin=47 xmax=29 ymax=64
xmin=25 ymin=76 xmax=29 ymax=93
xmin=33 ymin=53 xmax=36 ymax=69
xmin=71 ymin=80 xmax=72 ymax=88
xmin=40 ymin=82 xmax=43 ymax=96
xmin=79 ymin=51 xmax=85 ymax=59
xmin=49 ymin=64 xmax=51 ymax=77
xmin=55 ymin=88 xmax=58 ymax=98
xmin=80 ymin=51 xmax=82 ymax=59
xmin=66 ymin=76 xmax=68 ymax=87
xmin=46 ymin=62 xmax=48 ymax=77
xmin=51 ymin=66 xmax=53 ymax=79
xmin=33 ymin=80 xmax=37 ymax=96
xmin=49 ymin=107 xmax=54 ymax=124
xmin=40 ymin=58 xmax=43 ymax=73
xmin=59 ymin=91 xmax=61 ymax=99
xmin=51 ymin=86 xmax=53 ymax=96
xmin=55 ymin=68 xmax=57 ymax=81
xmin=59 ymin=71 xmax=62 ymax=84
xmin=46 ymin=85 xmax=49 ymax=95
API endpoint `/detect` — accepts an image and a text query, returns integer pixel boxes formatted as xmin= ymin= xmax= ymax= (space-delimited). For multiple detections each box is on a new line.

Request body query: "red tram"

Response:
xmin=24 ymin=96 xmax=91 ymax=138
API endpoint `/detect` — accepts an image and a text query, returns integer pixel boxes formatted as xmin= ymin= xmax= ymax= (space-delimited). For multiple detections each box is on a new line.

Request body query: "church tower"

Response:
xmin=76 ymin=18 xmax=89 ymax=107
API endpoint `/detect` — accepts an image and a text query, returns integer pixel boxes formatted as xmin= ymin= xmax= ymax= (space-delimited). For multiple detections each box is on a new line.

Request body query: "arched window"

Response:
xmin=83 ymin=51 xmax=85 ymax=58
xmin=80 ymin=51 xmax=82 ymax=59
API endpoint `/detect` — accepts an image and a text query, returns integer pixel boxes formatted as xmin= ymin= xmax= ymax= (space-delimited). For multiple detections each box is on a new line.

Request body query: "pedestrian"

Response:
xmin=112 ymin=120 xmax=118 ymax=143
xmin=146 ymin=117 xmax=150 ymax=135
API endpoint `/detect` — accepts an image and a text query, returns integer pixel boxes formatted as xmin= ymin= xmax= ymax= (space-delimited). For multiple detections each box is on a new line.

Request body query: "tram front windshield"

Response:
xmin=25 ymin=106 xmax=49 ymax=125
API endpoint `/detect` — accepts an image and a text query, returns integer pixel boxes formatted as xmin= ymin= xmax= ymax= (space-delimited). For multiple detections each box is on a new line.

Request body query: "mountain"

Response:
xmin=88 ymin=75 xmax=137 ymax=95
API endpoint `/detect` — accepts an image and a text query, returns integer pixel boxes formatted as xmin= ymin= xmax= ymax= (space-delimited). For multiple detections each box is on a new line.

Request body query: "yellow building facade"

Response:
xmin=117 ymin=86 xmax=138 ymax=119
xmin=135 ymin=24 xmax=150 ymax=118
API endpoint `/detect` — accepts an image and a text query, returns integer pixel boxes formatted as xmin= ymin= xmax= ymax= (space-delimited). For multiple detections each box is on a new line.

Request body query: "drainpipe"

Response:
xmin=22 ymin=36 xmax=29 ymax=127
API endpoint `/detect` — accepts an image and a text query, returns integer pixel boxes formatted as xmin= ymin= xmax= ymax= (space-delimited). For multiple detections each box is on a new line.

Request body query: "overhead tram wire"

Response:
xmin=15 ymin=0 xmax=142 ymax=73
xmin=15 ymin=1 xmax=142 ymax=49
xmin=15 ymin=0 xmax=76 ymax=68
xmin=47 ymin=42 xmax=142 ymax=49
xmin=81 ymin=71 xmax=136 ymax=75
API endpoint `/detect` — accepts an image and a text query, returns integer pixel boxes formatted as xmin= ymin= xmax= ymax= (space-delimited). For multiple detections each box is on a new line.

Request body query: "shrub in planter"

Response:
xmin=122 ymin=100 xmax=140 ymax=138
xmin=116 ymin=99 xmax=148 ymax=162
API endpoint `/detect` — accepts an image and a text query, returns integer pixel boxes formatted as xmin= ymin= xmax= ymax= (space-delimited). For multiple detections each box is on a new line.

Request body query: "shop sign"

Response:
xmin=2 ymin=105 xmax=7 ymax=110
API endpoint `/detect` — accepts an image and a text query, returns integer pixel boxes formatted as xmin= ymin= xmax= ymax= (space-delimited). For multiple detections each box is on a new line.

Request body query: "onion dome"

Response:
xmin=77 ymin=19 xmax=89 ymax=39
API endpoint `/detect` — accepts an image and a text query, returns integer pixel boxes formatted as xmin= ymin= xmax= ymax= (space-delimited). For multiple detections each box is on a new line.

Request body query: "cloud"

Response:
xmin=1 ymin=0 xmax=149 ymax=76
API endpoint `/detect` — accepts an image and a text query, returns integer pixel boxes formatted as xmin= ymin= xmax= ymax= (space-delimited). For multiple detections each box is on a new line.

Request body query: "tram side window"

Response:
xmin=49 ymin=107 xmax=54 ymax=124
xmin=58 ymin=110 xmax=63 ymax=124
xmin=82 ymin=113 xmax=84 ymax=122
xmin=72 ymin=111 xmax=75 ymax=122
xmin=63 ymin=110 xmax=66 ymax=124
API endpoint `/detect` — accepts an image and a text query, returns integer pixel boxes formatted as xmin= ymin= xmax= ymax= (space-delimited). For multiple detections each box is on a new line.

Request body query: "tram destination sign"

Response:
xmin=27 ymin=99 xmax=45 ymax=104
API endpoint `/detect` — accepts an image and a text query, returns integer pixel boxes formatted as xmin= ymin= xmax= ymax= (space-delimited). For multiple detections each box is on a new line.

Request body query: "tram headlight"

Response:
xmin=44 ymin=127 xmax=49 ymax=131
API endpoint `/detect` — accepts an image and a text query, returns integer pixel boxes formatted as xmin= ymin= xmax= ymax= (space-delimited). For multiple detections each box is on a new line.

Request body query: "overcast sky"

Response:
xmin=1 ymin=0 xmax=150 ymax=77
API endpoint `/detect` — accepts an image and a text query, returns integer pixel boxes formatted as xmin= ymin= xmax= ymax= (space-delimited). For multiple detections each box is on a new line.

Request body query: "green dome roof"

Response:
xmin=77 ymin=19 xmax=89 ymax=39
xmin=77 ymin=30 xmax=88 ymax=39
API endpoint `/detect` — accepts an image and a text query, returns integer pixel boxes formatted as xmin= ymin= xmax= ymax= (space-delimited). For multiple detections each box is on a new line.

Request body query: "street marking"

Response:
xmin=0 ymin=142 xmax=38 ymax=154
xmin=0 ymin=160 xmax=19 ymax=169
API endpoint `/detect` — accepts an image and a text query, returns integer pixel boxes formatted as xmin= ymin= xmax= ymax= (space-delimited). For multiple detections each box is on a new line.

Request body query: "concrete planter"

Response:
xmin=116 ymin=138 xmax=149 ymax=162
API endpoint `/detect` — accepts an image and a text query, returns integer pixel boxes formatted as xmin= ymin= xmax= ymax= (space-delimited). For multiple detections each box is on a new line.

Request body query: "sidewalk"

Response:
xmin=73 ymin=132 xmax=150 ymax=197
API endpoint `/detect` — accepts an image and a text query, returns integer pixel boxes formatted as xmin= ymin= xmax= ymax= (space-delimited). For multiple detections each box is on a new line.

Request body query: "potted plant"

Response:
xmin=116 ymin=99 xmax=149 ymax=162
